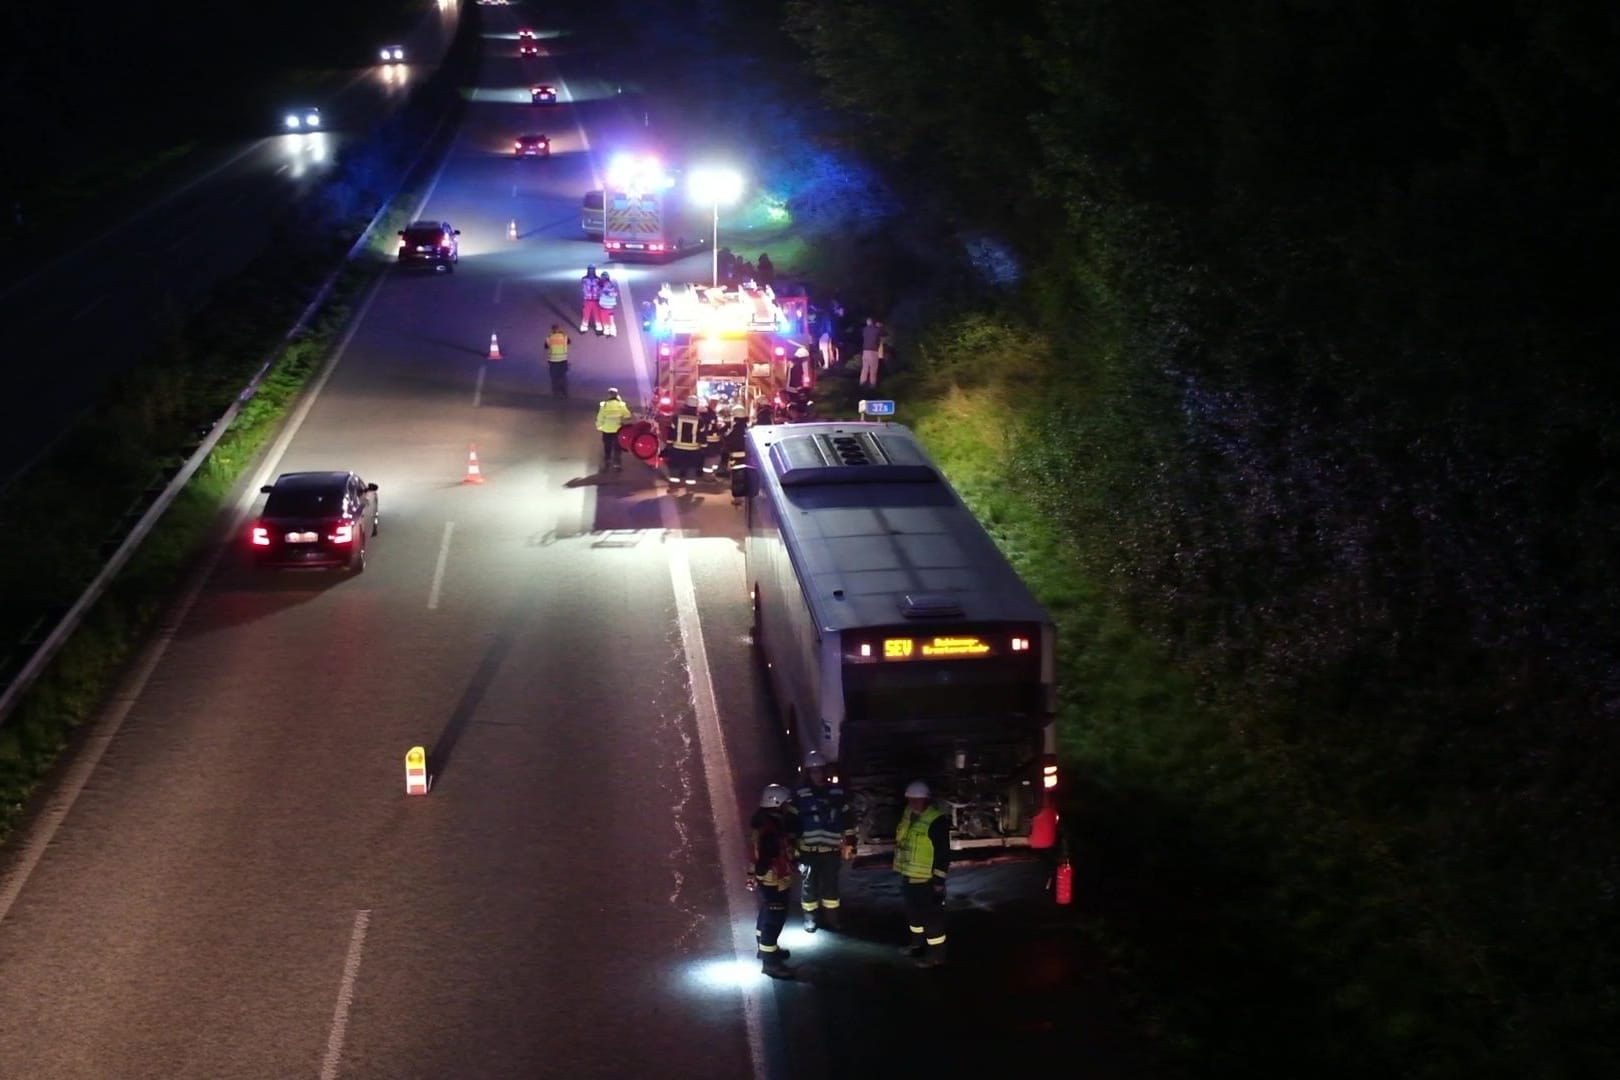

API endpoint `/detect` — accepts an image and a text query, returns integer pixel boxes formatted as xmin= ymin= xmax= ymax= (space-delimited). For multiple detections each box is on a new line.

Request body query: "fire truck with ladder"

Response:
xmin=617 ymin=280 xmax=813 ymax=465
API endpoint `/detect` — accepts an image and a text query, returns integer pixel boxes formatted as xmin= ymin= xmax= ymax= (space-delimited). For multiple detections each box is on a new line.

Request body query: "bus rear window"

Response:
xmin=843 ymin=661 xmax=1040 ymax=725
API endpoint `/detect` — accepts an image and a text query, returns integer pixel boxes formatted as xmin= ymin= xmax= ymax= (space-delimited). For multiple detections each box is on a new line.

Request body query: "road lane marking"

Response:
xmin=473 ymin=362 xmax=486 ymax=408
xmin=0 ymin=271 xmax=393 ymax=930
xmin=319 ymin=909 xmax=373 ymax=1080
xmin=623 ymin=283 xmax=766 ymax=1080
xmin=275 ymin=164 xmax=290 ymax=176
xmin=73 ymin=295 xmax=105 ymax=320
xmin=493 ymin=278 xmax=504 ymax=305
xmin=427 ymin=520 xmax=456 ymax=609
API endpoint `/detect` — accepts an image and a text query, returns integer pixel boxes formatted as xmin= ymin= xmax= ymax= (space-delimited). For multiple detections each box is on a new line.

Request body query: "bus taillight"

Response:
xmin=1012 ymin=636 xmax=1031 ymax=652
xmin=1042 ymin=758 xmax=1058 ymax=790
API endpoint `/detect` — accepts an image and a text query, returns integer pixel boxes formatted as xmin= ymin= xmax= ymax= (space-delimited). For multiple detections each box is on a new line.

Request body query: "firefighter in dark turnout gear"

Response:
xmin=788 ymin=749 xmax=856 ymax=932
xmin=665 ymin=395 xmax=709 ymax=488
xmin=748 ymin=784 xmax=796 ymax=977
xmin=894 ymin=779 xmax=951 ymax=967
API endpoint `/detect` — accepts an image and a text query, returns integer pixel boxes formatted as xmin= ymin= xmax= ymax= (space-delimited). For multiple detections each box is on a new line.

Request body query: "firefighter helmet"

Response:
xmin=685 ymin=395 xmax=699 ymax=407
xmin=794 ymin=345 xmax=810 ymax=358
xmin=761 ymin=783 xmax=791 ymax=808
xmin=804 ymin=749 xmax=827 ymax=770
xmin=904 ymin=780 xmax=931 ymax=800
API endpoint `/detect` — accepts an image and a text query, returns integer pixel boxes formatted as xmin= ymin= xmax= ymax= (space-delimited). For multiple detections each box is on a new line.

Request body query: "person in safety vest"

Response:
xmin=894 ymin=779 xmax=951 ymax=967
xmin=579 ymin=266 xmax=602 ymax=335
xmin=748 ymin=783 xmax=796 ymax=977
xmin=666 ymin=395 xmax=708 ymax=488
xmin=595 ymin=387 xmax=633 ymax=471
xmin=787 ymin=749 xmax=856 ymax=933
xmin=716 ymin=405 xmax=747 ymax=480
xmin=596 ymin=272 xmax=619 ymax=338
xmin=545 ymin=324 xmax=570 ymax=398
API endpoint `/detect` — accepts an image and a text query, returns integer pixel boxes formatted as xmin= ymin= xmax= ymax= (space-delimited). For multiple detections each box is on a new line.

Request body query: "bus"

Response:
xmin=734 ymin=421 xmax=1060 ymax=859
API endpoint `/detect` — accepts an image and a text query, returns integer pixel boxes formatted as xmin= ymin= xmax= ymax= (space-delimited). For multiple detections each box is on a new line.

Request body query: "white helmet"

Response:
xmin=803 ymin=749 xmax=826 ymax=770
xmin=685 ymin=395 xmax=699 ymax=407
xmin=904 ymin=780 xmax=931 ymax=799
xmin=760 ymin=783 xmax=791 ymax=808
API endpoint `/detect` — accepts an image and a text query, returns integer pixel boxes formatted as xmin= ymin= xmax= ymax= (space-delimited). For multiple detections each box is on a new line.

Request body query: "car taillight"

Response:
xmin=251 ymin=525 xmax=270 ymax=546
xmin=329 ymin=522 xmax=355 ymax=544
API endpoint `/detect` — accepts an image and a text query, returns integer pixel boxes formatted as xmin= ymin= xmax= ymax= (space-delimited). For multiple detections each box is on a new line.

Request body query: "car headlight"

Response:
xmin=307 ymin=114 xmax=320 ymax=126
xmin=285 ymin=116 xmax=299 ymax=128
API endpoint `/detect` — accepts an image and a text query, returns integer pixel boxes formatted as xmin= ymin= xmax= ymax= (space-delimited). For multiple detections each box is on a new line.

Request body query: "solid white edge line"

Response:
xmin=427 ymin=520 xmax=456 ymax=610
xmin=622 ymin=281 xmax=767 ymax=1080
xmin=318 ymin=909 xmax=373 ymax=1080
xmin=0 ymin=271 xmax=393 ymax=929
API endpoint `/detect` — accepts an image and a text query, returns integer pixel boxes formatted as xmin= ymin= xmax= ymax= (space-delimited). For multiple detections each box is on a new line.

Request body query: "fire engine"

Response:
xmin=619 ymin=280 xmax=813 ymax=464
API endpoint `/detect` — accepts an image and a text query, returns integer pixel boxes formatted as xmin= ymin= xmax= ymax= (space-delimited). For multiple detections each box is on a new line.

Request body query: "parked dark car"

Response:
xmin=250 ymin=471 xmax=379 ymax=573
xmin=397 ymin=220 xmax=460 ymax=270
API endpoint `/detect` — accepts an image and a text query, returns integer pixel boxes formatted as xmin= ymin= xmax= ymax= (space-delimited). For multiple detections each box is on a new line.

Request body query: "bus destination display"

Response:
xmin=883 ymin=635 xmax=993 ymax=660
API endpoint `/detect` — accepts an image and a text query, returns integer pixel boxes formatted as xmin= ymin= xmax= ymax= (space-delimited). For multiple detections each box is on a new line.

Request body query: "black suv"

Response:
xmin=397 ymin=220 xmax=460 ymax=271
xmin=250 ymin=471 xmax=379 ymax=573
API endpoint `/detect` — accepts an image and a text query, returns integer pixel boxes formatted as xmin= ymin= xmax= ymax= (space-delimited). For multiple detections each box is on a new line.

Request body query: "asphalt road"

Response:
xmin=0 ymin=6 xmax=1155 ymax=1079
xmin=0 ymin=0 xmax=462 ymax=490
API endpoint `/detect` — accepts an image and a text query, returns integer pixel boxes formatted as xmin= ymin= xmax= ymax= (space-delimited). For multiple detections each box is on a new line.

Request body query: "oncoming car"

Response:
xmin=250 ymin=472 xmax=379 ymax=574
xmin=519 ymin=40 xmax=539 ymax=57
xmin=379 ymin=44 xmax=405 ymax=63
xmin=283 ymin=107 xmax=322 ymax=131
xmin=517 ymin=27 xmax=536 ymax=39
xmin=396 ymin=220 xmax=460 ymax=271
xmin=530 ymin=84 xmax=557 ymax=104
xmin=514 ymin=134 xmax=550 ymax=157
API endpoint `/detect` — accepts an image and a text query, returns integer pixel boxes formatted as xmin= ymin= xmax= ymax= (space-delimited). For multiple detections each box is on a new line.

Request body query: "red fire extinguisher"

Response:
xmin=1054 ymin=830 xmax=1074 ymax=906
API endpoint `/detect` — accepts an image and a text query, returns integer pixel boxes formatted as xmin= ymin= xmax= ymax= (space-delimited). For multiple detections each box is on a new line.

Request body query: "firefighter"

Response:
xmin=788 ymin=749 xmax=856 ymax=933
xmin=579 ymin=265 xmax=602 ymax=335
xmin=597 ymin=272 xmax=620 ymax=338
xmin=545 ymin=324 xmax=570 ymax=398
xmin=789 ymin=344 xmax=813 ymax=390
xmin=595 ymin=387 xmax=633 ymax=471
xmin=894 ymin=779 xmax=951 ymax=967
xmin=666 ymin=395 xmax=707 ymax=488
xmin=716 ymin=404 xmax=747 ymax=480
xmin=700 ymin=398 xmax=724 ymax=476
xmin=748 ymin=783 xmax=796 ymax=977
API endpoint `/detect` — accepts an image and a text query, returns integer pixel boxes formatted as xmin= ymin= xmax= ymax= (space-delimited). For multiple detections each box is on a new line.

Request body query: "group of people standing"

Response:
xmin=662 ymin=394 xmax=748 ymax=488
xmin=748 ymin=753 xmax=951 ymax=978
xmin=579 ymin=265 xmax=620 ymax=338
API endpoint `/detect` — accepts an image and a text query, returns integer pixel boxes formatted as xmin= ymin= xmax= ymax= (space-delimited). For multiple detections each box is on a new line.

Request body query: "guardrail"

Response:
xmin=0 ymin=39 xmax=468 ymax=730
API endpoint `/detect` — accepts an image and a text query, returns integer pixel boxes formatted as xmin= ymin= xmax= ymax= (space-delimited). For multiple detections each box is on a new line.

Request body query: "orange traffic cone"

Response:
xmin=488 ymin=332 xmax=503 ymax=360
xmin=463 ymin=443 xmax=485 ymax=484
xmin=507 ymin=219 xmax=518 ymax=240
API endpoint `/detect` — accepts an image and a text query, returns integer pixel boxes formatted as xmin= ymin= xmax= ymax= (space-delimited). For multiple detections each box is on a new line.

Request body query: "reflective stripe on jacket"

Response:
xmin=671 ymin=412 xmax=702 ymax=450
xmin=546 ymin=332 xmax=569 ymax=361
xmin=893 ymin=804 xmax=948 ymax=882
xmin=596 ymin=397 xmax=633 ymax=433
xmin=598 ymin=284 xmax=619 ymax=310
xmin=789 ymin=783 xmax=853 ymax=852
